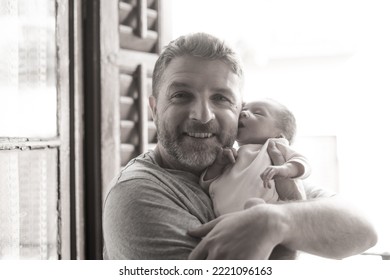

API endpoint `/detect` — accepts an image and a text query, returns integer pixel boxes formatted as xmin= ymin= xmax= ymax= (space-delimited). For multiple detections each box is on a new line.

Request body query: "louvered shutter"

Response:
xmin=118 ymin=0 xmax=159 ymax=166
xmin=101 ymin=0 xmax=162 ymax=195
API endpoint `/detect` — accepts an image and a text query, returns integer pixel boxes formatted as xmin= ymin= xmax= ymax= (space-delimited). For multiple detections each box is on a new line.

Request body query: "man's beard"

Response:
xmin=155 ymin=116 xmax=237 ymax=172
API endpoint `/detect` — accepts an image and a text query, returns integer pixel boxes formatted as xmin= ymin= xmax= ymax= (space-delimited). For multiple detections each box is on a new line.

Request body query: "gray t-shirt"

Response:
xmin=103 ymin=150 xmax=332 ymax=260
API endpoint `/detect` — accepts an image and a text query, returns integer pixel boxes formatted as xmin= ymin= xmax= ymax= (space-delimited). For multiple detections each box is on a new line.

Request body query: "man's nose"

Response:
xmin=189 ymin=100 xmax=215 ymax=124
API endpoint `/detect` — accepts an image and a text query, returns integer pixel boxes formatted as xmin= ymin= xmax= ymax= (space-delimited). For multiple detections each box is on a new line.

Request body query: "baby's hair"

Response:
xmin=267 ymin=99 xmax=297 ymax=144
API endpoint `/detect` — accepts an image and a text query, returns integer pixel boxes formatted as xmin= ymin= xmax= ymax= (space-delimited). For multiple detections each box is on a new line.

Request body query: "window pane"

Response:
xmin=0 ymin=149 xmax=58 ymax=260
xmin=0 ymin=0 xmax=57 ymax=137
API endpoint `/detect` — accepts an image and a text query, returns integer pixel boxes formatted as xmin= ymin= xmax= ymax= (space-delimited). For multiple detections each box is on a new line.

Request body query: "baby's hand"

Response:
xmin=215 ymin=147 xmax=238 ymax=166
xmin=261 ymin=166 xmax=289 ymax=189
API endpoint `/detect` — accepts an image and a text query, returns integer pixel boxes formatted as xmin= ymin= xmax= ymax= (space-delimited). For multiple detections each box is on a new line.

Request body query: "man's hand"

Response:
xmin=188 ymin=198 xmax=289 ymax=259
xmin=263 ymin=140 xmax=288 ymax=189
xmin=267 ymin=140 xmax=285 ymax=165
xmin=267 ymin=140 xmax=302 ymax=200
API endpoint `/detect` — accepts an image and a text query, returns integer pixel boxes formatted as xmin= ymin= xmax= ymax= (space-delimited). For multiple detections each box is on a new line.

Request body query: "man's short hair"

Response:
xmin=152 ymin=32 xmax=244 ymax=98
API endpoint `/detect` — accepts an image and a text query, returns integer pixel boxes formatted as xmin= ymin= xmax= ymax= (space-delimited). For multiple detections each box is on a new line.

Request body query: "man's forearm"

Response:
xmin=279 ymin=196 xmax=377 ymax=259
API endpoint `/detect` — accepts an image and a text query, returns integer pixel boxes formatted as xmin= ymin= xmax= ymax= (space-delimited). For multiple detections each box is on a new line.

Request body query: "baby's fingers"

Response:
xmin=222 ymin=149 xmax=236 ymax=164
xmin=261 ymin=168 xmax=275 ymax=188
xmin=232 ymin=148 xmax=238 ymax=159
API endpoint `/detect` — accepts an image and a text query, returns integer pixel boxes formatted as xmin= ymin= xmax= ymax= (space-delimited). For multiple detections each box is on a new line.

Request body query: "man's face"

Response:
xmin=150 ymin=55 xmax=242 ymax=173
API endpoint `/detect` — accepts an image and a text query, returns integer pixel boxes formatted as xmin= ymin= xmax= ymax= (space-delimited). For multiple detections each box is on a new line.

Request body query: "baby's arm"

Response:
xmin=261 ymin=162 xmax=305 ymax=188
xmin=261 ymin=140 xmax=310 ymax=190
xmin=203 ymin=147 xmax=237 ymax=181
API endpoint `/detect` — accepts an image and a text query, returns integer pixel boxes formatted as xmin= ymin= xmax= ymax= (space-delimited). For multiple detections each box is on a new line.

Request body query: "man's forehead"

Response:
xmin=165 ymin=58 xmax=240 ymax=85
xmin=166 ymin=56 xmax=234 ymax=75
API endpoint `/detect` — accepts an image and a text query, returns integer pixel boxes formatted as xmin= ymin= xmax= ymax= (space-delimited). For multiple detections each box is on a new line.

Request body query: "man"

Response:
xmin=103 ymin=33 xmax=377 ymax=259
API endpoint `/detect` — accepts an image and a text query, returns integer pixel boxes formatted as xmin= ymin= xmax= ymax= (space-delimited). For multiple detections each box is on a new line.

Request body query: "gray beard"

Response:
xmin=155 ymin=117 xmax=236 ymax=172
xmin=157 ymin=130 xmax=218 ymax=172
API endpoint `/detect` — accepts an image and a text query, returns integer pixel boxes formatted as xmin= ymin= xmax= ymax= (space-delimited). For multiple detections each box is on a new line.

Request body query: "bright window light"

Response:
xmin=170 ymin=0 xmax=390 ymax=255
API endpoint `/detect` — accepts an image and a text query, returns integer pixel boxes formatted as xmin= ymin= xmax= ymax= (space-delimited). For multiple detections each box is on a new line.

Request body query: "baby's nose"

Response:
xmin=240 ymin=110 xmax=249 ymax=118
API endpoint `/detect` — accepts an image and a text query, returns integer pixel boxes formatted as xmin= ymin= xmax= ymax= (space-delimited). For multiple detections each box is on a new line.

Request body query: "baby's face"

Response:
xmin=237 ymin=100 xmax=283 ymax=145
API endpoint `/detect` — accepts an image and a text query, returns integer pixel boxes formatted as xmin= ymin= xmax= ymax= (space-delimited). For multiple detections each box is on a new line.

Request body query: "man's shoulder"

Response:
xmin=117 ymin=151 xmax=161 ymax=183
xmin=105 ymin=150 xmax=196 ymax=199
xmin=104 ymin=151 xmax=164 ymax=199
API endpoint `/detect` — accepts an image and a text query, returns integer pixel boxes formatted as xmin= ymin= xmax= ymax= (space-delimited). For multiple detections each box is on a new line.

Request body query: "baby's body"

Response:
xmin=201 ymin=99 xmax=310 ymax=216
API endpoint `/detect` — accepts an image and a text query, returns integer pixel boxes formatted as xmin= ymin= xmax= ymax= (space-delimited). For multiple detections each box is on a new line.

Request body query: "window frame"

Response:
xmin=0 ymin=0 xmax=85 ymax=260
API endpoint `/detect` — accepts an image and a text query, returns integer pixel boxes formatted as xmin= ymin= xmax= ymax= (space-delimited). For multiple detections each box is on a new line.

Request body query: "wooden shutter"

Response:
xmin=118 ymin=0 xmax=159 ymax=167
xmin=84 ymin=0 xmax=166 ymax=259
xmin=101 ymin=0 xmax=162 ymax=197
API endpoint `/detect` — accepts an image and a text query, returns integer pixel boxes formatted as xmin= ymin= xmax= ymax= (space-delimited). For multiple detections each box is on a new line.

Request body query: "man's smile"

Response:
xmin=185 ymin=132 xmax=215 ymax=138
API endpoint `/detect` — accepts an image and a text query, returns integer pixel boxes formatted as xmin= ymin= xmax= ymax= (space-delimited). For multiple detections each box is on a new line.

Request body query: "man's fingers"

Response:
xmin=188 ymin=240 xmax=208 ymax=260
xmin=188 ymin=216 xmax=227 ymax=260
xmin=187 ymin=217 xmax=222 ymax=238
xmin=267 ymin=141 xmax=285 ymax=166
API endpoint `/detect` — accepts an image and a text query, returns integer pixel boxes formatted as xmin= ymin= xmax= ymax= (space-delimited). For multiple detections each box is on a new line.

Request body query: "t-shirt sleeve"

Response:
xmin=103 ymin=179 xmax=202 ymax=260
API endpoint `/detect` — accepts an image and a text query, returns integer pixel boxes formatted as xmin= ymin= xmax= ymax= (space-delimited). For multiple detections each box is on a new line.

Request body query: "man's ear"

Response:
xmin=149 ymin=95 xmax=157 ymax=120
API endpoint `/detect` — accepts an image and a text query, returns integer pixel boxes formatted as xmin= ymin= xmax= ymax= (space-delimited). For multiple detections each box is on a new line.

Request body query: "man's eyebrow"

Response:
xmin=211 ymin=87 xmax=237 ymax=99
xmin=212 ymin=87 xmax=233 ymax=93
xmin=168 ymin=82 xmax=192 ymax=90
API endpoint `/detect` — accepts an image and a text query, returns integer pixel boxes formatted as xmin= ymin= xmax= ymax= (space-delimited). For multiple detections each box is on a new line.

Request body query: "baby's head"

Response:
xmin=237 ymin=99 xmax=296 ymax=146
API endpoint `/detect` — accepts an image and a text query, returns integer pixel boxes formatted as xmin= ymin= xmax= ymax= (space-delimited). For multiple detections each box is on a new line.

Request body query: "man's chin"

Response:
xmin=177 ymin=148 xmax=217 ymax=171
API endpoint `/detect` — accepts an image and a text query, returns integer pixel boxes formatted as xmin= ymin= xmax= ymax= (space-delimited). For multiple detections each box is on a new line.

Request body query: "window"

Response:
xmin=170 ymin=0 xmax=390 ymax=256
xmin=0 ymin=0 xmax=71 ymax=259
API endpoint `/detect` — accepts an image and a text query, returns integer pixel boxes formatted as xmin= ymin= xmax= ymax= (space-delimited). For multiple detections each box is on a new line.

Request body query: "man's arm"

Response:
xmin=187 ymin=141 xmax=377 ymax=259
xmin=103 ymin=180 xmax=201 ymax=259
xmin=279 ymin=196 xmax=377 ymax=258
xmin=188 ymin=196 xmax=377 ymax=259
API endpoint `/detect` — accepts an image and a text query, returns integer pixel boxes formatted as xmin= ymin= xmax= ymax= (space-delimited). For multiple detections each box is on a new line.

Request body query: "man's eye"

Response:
xmin=212 ymin=94 xmax=230 ymax=103
xmin=172 ymin=92 xmax=191 ymax=99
